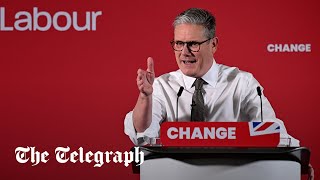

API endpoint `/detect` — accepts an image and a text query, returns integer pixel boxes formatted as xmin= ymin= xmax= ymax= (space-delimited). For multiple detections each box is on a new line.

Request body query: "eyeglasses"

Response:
xmin=170 ymin=38 xmax=212 ymax=52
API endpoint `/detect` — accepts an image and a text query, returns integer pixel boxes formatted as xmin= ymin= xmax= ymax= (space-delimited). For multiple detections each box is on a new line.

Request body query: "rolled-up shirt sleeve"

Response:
xmin=124 ymin=79 xmax=166 ymax=145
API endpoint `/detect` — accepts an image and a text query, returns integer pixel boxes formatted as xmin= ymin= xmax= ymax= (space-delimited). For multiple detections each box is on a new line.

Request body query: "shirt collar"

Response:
xmin=182 ymin=58 xmax=219 ymax=90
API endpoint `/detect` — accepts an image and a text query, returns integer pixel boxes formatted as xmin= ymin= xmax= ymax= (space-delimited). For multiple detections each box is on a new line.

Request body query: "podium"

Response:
xmin=132 ymin=146 xmax=310 ymax=180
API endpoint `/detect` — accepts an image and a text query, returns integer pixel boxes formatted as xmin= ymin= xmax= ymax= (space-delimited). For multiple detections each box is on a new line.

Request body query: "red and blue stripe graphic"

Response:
xmin=249 ymin=122 xmax=280 ymax=136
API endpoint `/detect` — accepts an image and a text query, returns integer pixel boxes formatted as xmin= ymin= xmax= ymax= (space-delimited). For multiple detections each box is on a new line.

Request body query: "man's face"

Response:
xmin=174 ymin=23 xmax=217 ymax=78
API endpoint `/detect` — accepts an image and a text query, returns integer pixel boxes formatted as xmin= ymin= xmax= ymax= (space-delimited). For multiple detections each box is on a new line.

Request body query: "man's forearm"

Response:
xmin=132 ymin=93 xmax=152 ymax=132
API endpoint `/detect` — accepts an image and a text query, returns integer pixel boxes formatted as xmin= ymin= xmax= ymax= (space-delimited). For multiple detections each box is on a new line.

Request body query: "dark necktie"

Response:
xmin=191 ymin=78 xmax=207 ymax=121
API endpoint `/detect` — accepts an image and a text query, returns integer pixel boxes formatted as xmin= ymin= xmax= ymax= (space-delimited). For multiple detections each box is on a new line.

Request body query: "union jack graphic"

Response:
xmin=249 ymin=122 xmax=280 ymax=136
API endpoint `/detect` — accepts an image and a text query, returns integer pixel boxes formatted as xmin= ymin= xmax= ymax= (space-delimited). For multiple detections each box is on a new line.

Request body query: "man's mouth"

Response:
xmin=182 ymin=60 xmax=197 ymax=64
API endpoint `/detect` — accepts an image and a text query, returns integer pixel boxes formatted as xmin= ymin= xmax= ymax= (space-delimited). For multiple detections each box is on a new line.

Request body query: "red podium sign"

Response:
xmin=160 ymin=122 xmax=280 ymax=147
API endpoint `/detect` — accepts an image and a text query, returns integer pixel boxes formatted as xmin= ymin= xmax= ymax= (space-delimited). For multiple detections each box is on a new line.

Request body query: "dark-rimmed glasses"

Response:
xmin=170 ymin=38 xmax=211 ymax=52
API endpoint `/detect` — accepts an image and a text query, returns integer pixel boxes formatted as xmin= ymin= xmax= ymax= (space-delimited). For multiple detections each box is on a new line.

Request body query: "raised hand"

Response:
xmin=136 ymin=57 xmax=155 ymax=97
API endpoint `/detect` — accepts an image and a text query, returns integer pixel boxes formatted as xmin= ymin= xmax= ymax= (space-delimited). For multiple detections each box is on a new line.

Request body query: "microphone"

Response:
xmin=176 ymin=86 xmax=184 ymax=121
xmin=256 ymin=86 xmax=263 ymax=122
xmin=177 ymin=86 xmax=184 ymax=97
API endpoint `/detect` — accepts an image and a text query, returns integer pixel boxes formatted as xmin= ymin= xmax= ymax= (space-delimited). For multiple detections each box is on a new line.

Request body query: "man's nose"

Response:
xmin=181 ymin=44 xmax=192 ymax=55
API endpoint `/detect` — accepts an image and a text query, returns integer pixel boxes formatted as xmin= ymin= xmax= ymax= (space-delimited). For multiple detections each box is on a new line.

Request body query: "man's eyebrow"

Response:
xmin=175 ymin=40 xmax=199 ymax=43
xmin=186 ymin=41 xmax=201 ymax=44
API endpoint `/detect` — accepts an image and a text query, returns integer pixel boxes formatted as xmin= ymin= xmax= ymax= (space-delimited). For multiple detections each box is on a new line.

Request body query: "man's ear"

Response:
xmin=212 ymin=37 xmax=219 ymax=48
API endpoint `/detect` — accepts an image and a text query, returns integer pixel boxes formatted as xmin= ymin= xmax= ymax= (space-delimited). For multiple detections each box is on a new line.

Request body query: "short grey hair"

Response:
xmin=173 ymin=8 xmax=216 ymax=39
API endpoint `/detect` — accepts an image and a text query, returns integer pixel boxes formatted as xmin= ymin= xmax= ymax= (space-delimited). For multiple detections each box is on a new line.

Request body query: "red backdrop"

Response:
xmin=0 ymin=0 xmax=319 ymax=179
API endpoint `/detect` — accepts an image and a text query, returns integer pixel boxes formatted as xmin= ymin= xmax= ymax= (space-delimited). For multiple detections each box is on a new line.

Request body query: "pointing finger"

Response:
xmin=147 ymin=57 xmax=154 ymax=73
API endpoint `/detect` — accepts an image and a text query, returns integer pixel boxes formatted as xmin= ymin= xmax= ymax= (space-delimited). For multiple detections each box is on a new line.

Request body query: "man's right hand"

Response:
xmin=137 ymin=57 xmax=155 ymax=97
xmin=133 ymin=57 xmax=155 ymax=132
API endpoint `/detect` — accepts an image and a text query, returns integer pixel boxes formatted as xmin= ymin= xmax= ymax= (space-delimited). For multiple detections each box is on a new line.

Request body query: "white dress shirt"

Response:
xmin=124 ymin=60 xmax=299 ymax=146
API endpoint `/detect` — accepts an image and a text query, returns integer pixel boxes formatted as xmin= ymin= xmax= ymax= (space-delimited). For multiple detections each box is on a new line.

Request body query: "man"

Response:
xmin=124 ymin=8 xmax=299 ymax=146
